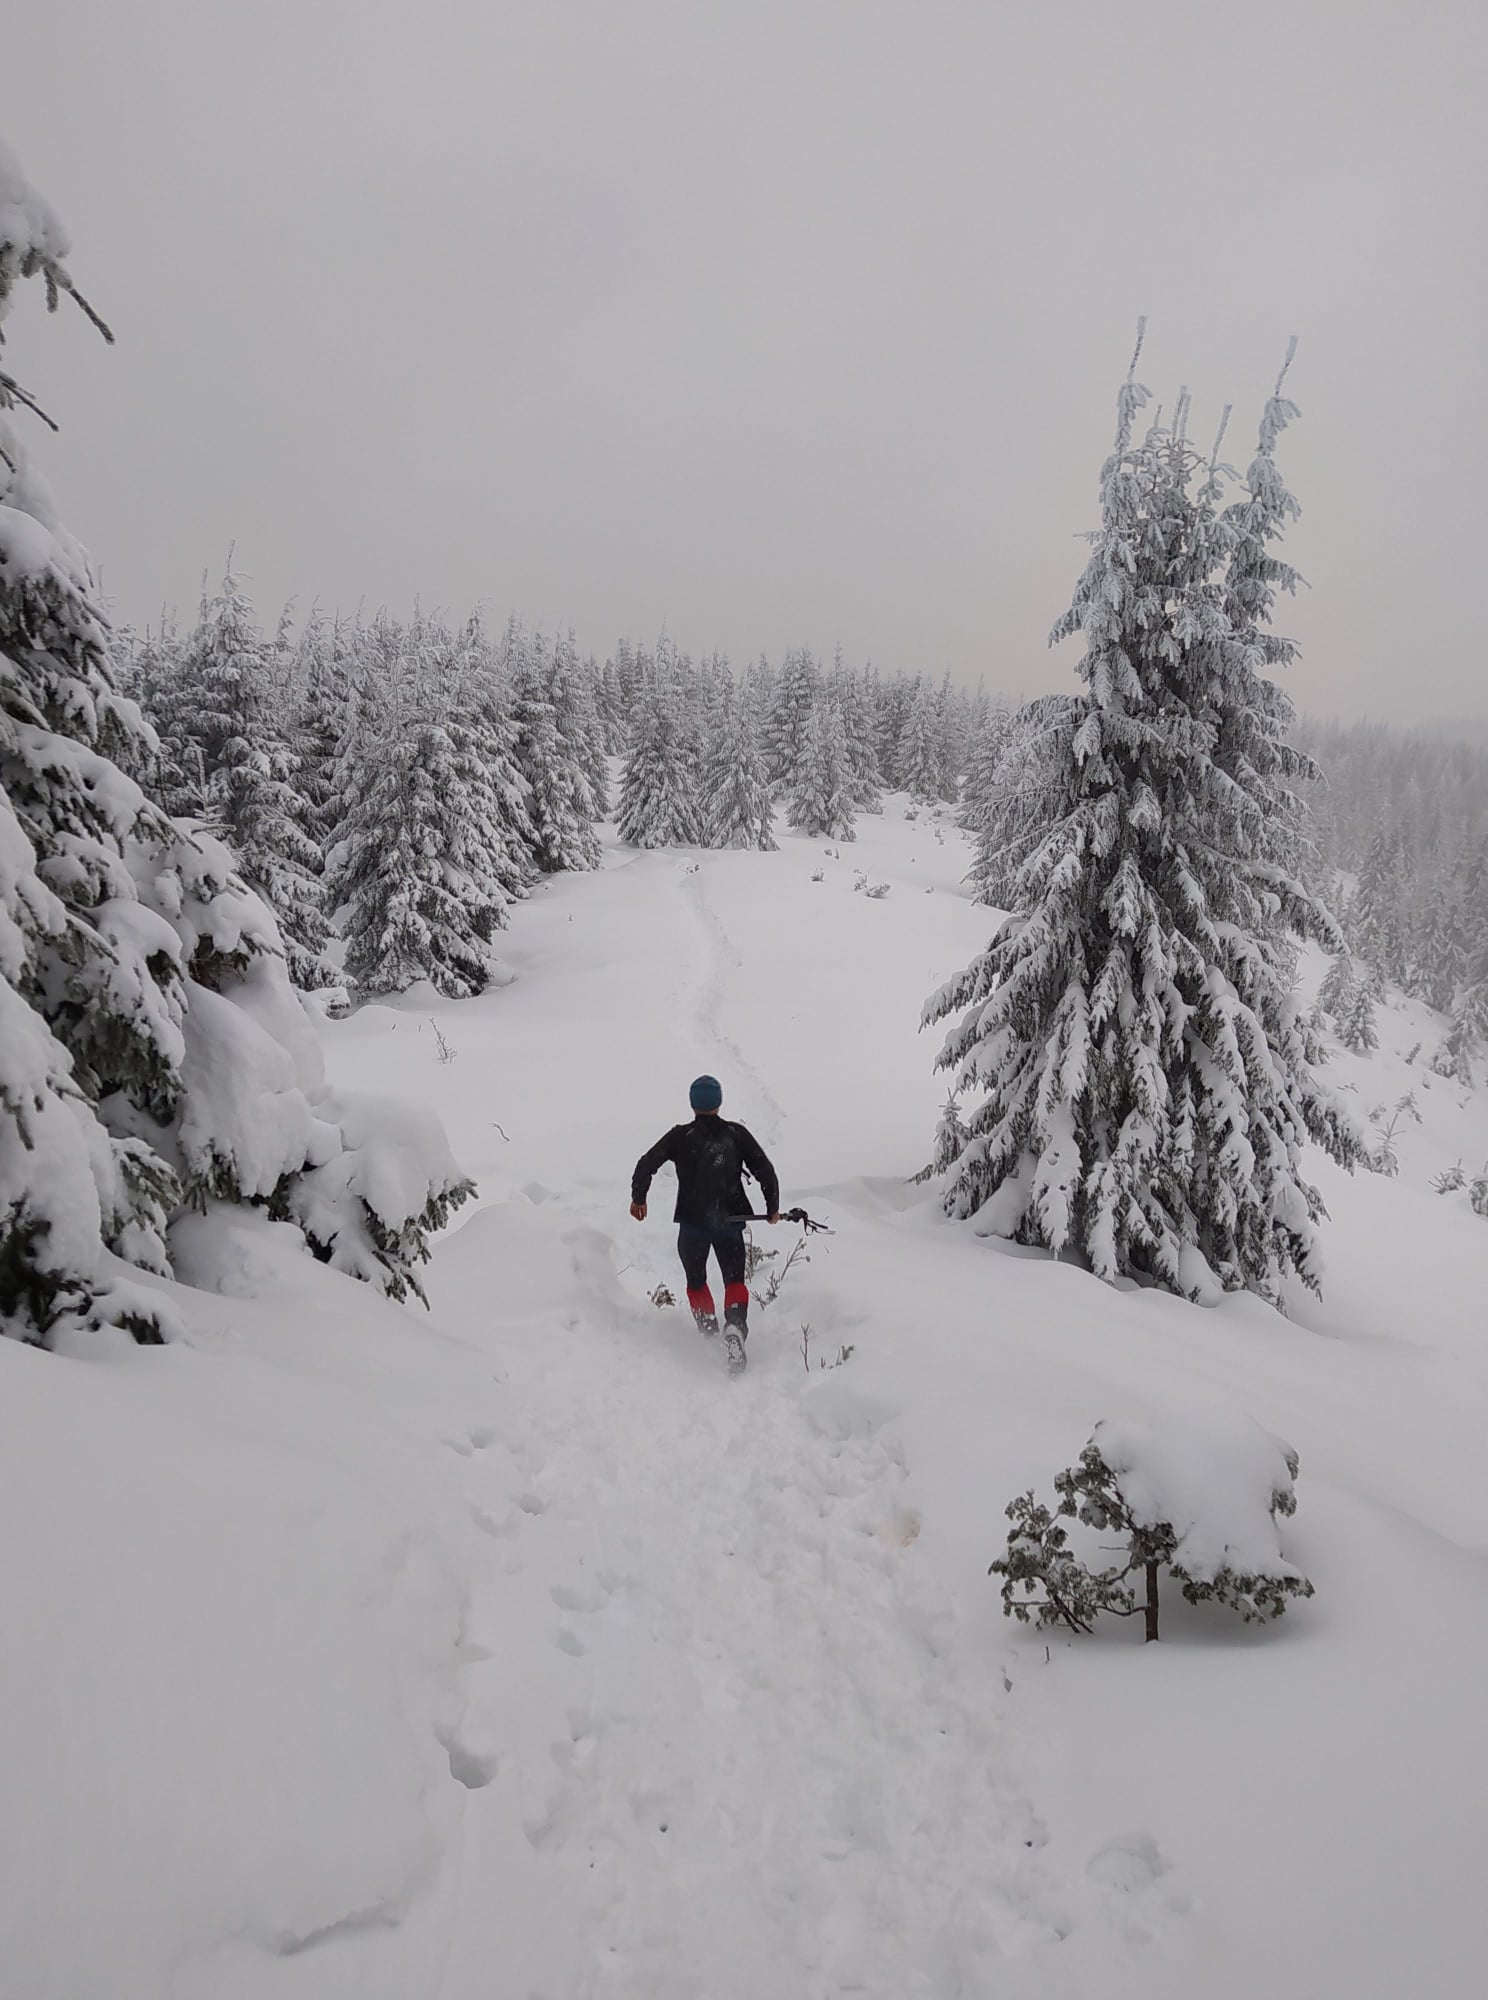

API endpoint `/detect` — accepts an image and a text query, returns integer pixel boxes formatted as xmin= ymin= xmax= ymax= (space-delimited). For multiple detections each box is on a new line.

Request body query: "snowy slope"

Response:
xmin=3 ymin=799 xmax=1486 ymax=1999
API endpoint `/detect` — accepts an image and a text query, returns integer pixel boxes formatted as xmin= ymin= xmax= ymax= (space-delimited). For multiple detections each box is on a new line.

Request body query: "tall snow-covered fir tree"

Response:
xmin=456 ymin=617 xmax=538 ymax=901
xmin=760 ymin=646 xmax=819 ymax=792
xmin=787 ymin=697 xmax=856 ymax=840
xmin=897 ymin=677 xmax=945 ymax=804
xmin=957 ymin=694 xmax=1014 ymax=838
xmin=702 ymin=676 xmax=776 ymax=850
xmin=332 ymin=628 xmax=510 ymax=999
xmin=145 ymin=568 xmax=335 ymax=988
xmin=0 ymin=139 xmax=470 ymax=1341
xmin=923 ymin=331 xmax=1362 ymax=1306
xmin=1338 ymin=983 xmax=1379 ymax=1056
xmin=535 ymin=628 xmax=605 ymax=866
xmin=830 ymin=647 xmax=883 ymax=811
xmin=291 ymin=606 xmax=355 ymax=846
xmin=617 ymin=664 xmax=703 ymax=848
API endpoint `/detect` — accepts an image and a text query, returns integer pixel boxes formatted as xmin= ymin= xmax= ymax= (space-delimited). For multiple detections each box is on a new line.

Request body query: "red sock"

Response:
xmin=723 ymin=1282 xmax=749 ymax=1312
xmin=687 ymin=1286 xmax=716 ymax=1317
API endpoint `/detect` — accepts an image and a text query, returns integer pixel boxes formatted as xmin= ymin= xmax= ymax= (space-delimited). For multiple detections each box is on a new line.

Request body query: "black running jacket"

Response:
xmin=631 ymin=1115 xmax=780 ymax=1229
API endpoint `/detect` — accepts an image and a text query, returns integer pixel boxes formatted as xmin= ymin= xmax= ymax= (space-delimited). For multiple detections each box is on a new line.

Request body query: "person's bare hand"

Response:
xmin=767 ymin=1211 xmax=781 ymax=1224
xmin=630 ymin=1200 xmax=646 ymax=1221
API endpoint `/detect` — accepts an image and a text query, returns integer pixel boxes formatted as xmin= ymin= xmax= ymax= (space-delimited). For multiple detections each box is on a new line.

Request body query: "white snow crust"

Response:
xmin=2 ymin=795 xmax=1485 ymax=1999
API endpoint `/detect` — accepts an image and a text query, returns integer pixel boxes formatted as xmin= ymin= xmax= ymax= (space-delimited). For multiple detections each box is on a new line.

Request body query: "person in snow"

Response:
xmin=630 ymin=1075 xmax=780 ymax=1365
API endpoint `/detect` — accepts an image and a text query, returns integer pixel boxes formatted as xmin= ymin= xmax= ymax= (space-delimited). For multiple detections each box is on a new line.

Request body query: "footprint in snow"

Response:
xmin=469 ymin=1503 xmax=521 ymax=1539
xmin=445 ymin=1425 xmax=499 ymax=1456
xmin=550 ymin=1580 xmax=609 ymax=1614
xmin=435 ymin=1721 xmax=500 ymax=1791
xmin=1086 ymin=1831 xmax=1170 ymax=1892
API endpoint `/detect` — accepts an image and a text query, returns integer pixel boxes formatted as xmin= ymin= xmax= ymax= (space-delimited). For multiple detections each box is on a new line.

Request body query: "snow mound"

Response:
xmin=1091 ymin=1407 xmax=1305 ymax=1588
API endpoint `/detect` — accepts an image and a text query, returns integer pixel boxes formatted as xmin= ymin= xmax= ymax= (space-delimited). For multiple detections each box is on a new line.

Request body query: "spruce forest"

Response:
xmin=3 ymin=11 xmax=1486 ymax=1995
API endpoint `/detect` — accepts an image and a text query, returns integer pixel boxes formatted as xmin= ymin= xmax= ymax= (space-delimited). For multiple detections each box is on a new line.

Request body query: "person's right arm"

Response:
xmin=630 ymin=1128 xmax=679 ymax=1218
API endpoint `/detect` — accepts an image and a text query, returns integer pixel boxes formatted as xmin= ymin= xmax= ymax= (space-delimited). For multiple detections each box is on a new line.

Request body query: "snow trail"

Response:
xmin=680 ymin=856 xmax=788 ymax=1146
xmin=427 ymin=1201 xmax=1086 ymax=1999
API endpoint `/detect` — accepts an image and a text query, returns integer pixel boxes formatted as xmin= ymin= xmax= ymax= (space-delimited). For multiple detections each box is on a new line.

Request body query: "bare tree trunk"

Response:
xmin=1144 ymin=1560 xmax=1160 ymax=1642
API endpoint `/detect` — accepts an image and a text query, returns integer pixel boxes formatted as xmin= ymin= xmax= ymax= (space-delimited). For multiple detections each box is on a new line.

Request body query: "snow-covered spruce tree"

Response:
xmin=897 ymin=676 xmax=944 ymax=805
xmin=577 ymin=648 xmax=614 ymax=820
xmin=702 ymin=676 xmax=776 ymax=850
xmin=114 ymin=614 xmax=186 ymax=796
xmin=1338 ymin=983 xmax=1379 ymax=1056
xmin=169 ymin=568 xmax=335 ymax=988
xmin=1315 ymin=953 xmax=1355 ymax=1024
xmin=1349 ymin=823 xmax=1407 ymax=986
xmin=597 ymin=650 xmax=629 ymax=755
xmin=1409 ymin=883 xmax=1464 ymax=1015
xmin=912 ymin=1089 xmax=970 ymax=1184
xmin=956 ymin=695 xmax=1014 ymax=838
xmin=923 ymin=332 xmax=1361 ymax=1304
xmin=0 ymin=141 xmax=469 ymax=1341
xmin=617 ymin=667 xmax=703 ymax=848
xmin=830 ymin=649 xmax=883 ymax=811
xmin=332 ymin=631 xmax=509 ymax=999
xmin=540 ymin=629 xmax=605 ymax=863
xmin=992 ymin=1414 xmax=1313 ymax=1642
xmin=761 ymin=645 xmax=819 ymax=791
xmin=455 ymin=619 xmax=537 ymax=902
xmin=787 ymin=697 xmax=856 ymax=840
xmin=934 ymin=669 xmax=966 ymax=801
xmin=291 ymin=607 xmax=355 ymax=845
xmin=0 ymin=151 xmax=178 ymax=1341
xmin=1460 ymin=926 xmax=1488 ymax=1053
xmin=872 ymin=669 xmax=911 ymax=789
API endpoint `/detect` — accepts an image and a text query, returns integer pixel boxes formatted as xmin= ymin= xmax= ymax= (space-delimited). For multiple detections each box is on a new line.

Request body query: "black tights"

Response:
xmin=677 ymin=1222 xmax=747 ymax=1292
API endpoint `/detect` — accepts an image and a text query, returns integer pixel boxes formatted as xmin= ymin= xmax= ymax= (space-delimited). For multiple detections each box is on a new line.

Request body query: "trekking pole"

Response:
xmin=729 ymin=1206 xmax=833 ymax=1235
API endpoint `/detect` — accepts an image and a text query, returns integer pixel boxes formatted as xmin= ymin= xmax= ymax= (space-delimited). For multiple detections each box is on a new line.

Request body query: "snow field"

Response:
xmin=3 ymin=798 xmax=1486 ymax=1997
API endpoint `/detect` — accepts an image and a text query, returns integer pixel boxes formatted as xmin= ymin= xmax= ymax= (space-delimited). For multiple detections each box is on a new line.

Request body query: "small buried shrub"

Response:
xmin=991 ymin=1414 xmax=1313 ymax=1643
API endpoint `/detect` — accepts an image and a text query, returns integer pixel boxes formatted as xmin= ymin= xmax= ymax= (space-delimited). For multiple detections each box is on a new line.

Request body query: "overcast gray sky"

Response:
xmin=7 ymin=1 xmax=1486 ymax=721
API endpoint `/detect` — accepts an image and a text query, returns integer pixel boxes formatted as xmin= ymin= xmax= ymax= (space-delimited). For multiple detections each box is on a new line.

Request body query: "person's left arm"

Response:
xmin=736 ymin=1125 xmax=780 ymax=1221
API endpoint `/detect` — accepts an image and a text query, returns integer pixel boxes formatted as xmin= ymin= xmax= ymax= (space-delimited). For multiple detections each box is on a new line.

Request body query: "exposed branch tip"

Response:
xmin=1127 ymin=316 xmax=1148 ymax=379
xmin=1275 ymin=335 xmax=1298 ymax=397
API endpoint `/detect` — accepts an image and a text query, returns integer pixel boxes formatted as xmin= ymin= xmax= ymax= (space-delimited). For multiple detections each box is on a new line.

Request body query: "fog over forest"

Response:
xmin=6 ymin=0 xmax=1487 ymax=725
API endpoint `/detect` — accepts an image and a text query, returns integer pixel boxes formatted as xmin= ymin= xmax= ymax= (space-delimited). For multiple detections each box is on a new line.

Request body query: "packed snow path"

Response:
xmin=430 ymin=1208 xmax=1075 ymax=1998
xmin=423 ymin=834 xmax=1091 ymax=1996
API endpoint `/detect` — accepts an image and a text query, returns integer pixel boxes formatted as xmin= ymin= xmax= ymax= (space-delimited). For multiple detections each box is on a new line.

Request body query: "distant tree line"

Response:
xmin=1291 ymin=717 xmax=1488 ymax=1076
xmin=119 ymin=589 xmax=1009 ymax=999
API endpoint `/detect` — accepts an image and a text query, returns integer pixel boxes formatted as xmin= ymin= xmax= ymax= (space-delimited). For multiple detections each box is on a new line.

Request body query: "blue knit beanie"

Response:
xmin=689 ymin=1074 xmax=723 ymax=1112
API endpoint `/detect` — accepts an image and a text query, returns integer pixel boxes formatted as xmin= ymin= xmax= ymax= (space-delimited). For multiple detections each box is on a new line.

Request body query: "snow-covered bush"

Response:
xmin=1366 ymin=1091 xmax=1420 ymax=1178
xmin=912 ymin=1090 xmax=969 ymax=1184
xmin=992 ymin=1414 xmax=1314 ymax=1642
xmin=0 ymin=139 xmax=471 ymax=1344
xmin=1428 ymin=1015 xmax=1474 ymax=1087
